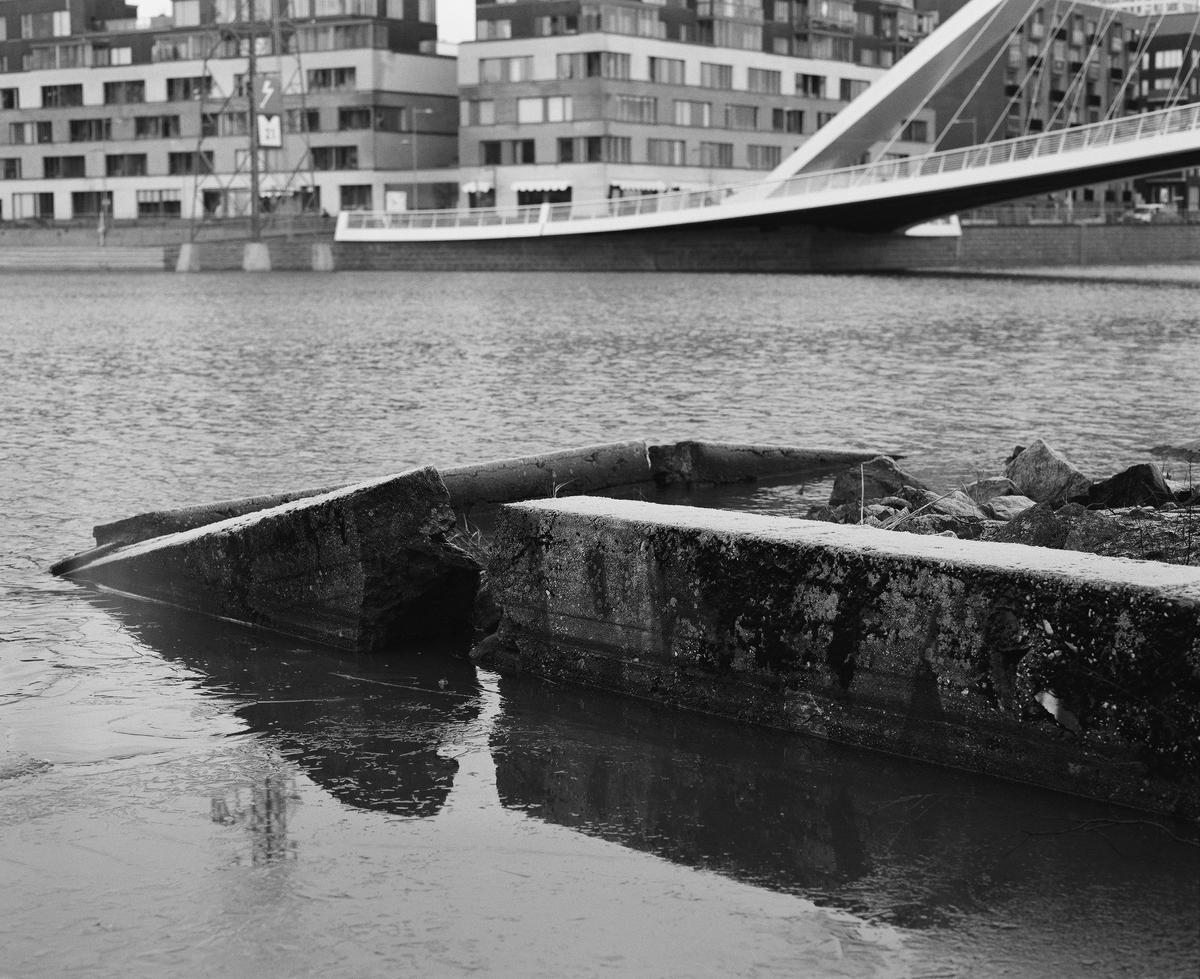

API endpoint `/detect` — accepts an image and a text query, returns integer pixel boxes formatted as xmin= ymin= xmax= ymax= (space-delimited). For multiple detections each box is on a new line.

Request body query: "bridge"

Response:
xmin=337 ymin=0 xmax=1200 ymax=244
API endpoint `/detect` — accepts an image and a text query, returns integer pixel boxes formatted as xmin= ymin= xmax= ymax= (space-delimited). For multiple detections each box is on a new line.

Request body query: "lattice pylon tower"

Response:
xmin=186 ymin=0 xmax=319 ymax=242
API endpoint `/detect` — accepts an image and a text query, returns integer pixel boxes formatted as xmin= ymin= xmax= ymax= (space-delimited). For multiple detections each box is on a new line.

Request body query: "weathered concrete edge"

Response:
xmin=78 ymin=439 xmax=897 ymax=555
xmin=57 ymin=466 xmax=474 ymax=651
xmin=480 ymin=497 xmax=1200 ymax=818
xmin=648 ymin=442 xmax=895 ymax=486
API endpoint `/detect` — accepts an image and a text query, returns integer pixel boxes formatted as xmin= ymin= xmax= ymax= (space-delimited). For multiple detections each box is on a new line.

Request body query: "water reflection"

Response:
xmin=211 ymin=777 xmax=299 ymax=865
xmin=86 ymin=592 xmax=480 ymax=820
xmin=489 ymin=673 xmax=1200 ymax=947
xmin=78 ymin=590 xmax=1199 ymax=973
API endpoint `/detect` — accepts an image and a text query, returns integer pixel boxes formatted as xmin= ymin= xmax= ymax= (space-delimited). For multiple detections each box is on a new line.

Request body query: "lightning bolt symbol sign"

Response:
xmin=259 ymin=79 xmax=275 ymax=111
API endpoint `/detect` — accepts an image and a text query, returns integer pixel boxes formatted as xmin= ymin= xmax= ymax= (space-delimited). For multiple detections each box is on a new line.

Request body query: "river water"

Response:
xmin=1 ymin=271 xmax=1197 ymax=978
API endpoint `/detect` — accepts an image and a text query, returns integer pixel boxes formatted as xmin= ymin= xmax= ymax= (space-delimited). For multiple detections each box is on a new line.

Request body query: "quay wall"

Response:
xmin=478 ymin=496 xmax=1200 ymax=818
xmin=17 ymin=222 xmax=1197 ymax=272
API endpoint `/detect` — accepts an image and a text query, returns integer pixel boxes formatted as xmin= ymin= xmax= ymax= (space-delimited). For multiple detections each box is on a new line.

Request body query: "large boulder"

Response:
xmin=961 ymin=476 xmax=1018 ymax=504
xmin=1004 ymin=439 xmax=1093 ymax=504
xmin=984 ymin=495 xmax=1037 ymax=521
xmin=828 ymin=456 xmax=928 ymax=507
xmin=991 ymin=502 xmax=1072 ymax=549
xmin=1070 ymin=463 xmax=1176 ymax=510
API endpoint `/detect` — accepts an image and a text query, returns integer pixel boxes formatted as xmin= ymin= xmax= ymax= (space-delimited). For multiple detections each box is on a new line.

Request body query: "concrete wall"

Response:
xmin=955 ymin=223 xmax=1200 ymax=266
xmin=479 ymin=497 xmax=1200 ymax=817
xmin=334 ymin=225 xmax=958 ymax=272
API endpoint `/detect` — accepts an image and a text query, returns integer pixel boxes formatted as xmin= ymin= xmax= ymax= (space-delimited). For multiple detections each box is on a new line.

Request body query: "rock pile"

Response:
xmin=810 ymin=437 xmax=1200 ymax=565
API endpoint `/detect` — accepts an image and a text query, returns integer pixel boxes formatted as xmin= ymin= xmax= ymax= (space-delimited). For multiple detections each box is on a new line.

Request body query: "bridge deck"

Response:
xmin=337 ymin=103 xmax=1200 ymax=243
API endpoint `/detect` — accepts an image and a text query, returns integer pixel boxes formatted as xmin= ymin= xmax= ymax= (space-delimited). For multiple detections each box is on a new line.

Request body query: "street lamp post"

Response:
xmin=411 ymin=106 xmax=434 ymax=210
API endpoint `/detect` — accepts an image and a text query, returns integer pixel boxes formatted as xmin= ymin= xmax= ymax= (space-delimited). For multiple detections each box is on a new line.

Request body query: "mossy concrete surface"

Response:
xmin=480 ymin=497 xmax=1200 ymax=818
xmin=57 ymin=467 xmax=478 ymax=652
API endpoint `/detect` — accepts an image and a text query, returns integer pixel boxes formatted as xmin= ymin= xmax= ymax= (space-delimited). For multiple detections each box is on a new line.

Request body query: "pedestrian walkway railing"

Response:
xmin=340 ymin=102 xmax=1200 ymax=235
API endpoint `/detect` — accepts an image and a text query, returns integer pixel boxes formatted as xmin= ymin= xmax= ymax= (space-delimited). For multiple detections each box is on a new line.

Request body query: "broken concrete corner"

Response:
xmin=57 ymin=466 xmax=478 ymax=652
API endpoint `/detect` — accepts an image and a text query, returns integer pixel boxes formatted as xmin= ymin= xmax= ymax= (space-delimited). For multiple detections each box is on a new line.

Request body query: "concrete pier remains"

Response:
xmin=477 ymin=496 xmax=1200 ymax=817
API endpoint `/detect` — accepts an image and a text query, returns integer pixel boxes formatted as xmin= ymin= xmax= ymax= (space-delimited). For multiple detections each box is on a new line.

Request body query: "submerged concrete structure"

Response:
xmin=56 ymin=467 xmax=478 ymax=652
xmin=478 ymin=496 xmax=1200 ymax=817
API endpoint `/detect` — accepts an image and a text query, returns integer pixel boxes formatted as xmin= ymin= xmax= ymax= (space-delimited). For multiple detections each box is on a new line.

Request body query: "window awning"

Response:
xmin=609 ymin=180 xmax=667 ymax=192
xmin=462 ymin=181 xmax=493 ymax=194
xmin=511 ymin=179 xmax=571 ymax=192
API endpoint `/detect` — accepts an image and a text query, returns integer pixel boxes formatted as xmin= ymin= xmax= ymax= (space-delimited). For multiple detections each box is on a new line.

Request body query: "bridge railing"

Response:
xmin=340 ymin=102 xmax=1200 ymax=234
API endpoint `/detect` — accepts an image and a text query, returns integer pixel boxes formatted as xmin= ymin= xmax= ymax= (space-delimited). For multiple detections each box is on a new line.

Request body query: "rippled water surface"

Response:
xmin=2 ymin=271 xmax=1198 ymax=978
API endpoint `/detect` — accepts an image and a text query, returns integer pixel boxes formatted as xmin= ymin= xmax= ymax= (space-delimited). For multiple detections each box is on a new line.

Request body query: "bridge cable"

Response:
xmin=1104 ymin=10 xmax=1167 ymax=123
xmin=864 ymin=0 xmax=1036 ymax=166
xmin=932 ymin=0 xmax=1045 ymax=151
xmin=1045 ymin=6 xmax=1121 ymax=131
xmin=982 ymin=0 xmax=1084 ymax=144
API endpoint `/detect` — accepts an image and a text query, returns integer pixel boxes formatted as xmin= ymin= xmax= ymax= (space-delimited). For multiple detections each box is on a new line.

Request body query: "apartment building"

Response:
xmin=0 ymin=0 xmax=458 ymax=222
xmin=458 ymin=0 xmax=941 ymax=210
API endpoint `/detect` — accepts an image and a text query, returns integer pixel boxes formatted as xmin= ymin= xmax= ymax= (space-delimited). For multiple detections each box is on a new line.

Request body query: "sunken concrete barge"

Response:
xmin=53 ymin=440 xmax=1200 ymax=820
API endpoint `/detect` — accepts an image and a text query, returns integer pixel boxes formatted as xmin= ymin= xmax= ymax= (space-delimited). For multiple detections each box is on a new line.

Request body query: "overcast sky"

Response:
xmin=134 ymin=0 xmax=476 ymax=42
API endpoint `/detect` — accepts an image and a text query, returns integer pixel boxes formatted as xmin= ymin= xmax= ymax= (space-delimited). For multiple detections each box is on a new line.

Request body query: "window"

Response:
xmin=106 ymin=154 xmax=147 ymax=177
xmin=517 ymin=97 xmax=543 ymax=124
xmin=614 ymin=95 xmax=656 ymax=123
xmin=480 ymin=56 xmax=534 ymax=83
xmin=307 ymin=67 xmax=356 ymax=91
xmin=311 ymin=146 xmax=359 ymax=170
xmin=725 ymin=104 xmax=758 ymax=130
xmin=699 ymin=63 xmax=733 ymax=89
xmin=72 ymin=191 xmax=112 ymax=215
xmin=1157 ymin=49 xmax=1183 ymax=69
xmin=338 ymin=107 xmax=373 ymax=130
xmin=166 ymin=75 xmax=212 ymax=101
xmin=1 ymin=88 xmax=17 ymax=109
xmin=42 ymin=84 xmax=83 ymax=108
xmin=43 ymin=155 xmax=86 ymax=179
xmin=12 ymin=192 xmax=55 ymax=219
xmin=1 ymin=158 xmax=20 ymax=179
xmin=535 ymin=14 xmax=578 ymax=36
xmin=476 ymin=18 xmax=512 ymax=40
xmin=482 ymin=140 xmax=502 ymax=165
xmin=286 ymin=108 xmax=320 ymax=132
xmin=511 ymin=138 xmax=535 ymax=164
xmin=9 ymin=121 xmax=53 ymax=144
xmin=204 ymin=112 xmax=249 ymax=137
xmin=103 ymin=80 xmax=145 ymax=105
xmin=859 ymin=48 xmax=877 ymax=66
xmin=839 ymin=78 xmax=869 ymax=101
xmin=557 ymin=135 xmax=630 ymax=163
xmin=340 ymin=185 xmax=372 ymax=210
xmin=771 ymin=108 xmax=804 ymax=133
xmin=167 ymin=150 xmax=213 ymax=175
xmin=747 ymin=69 xmax=781 ymax=94
xmin=556 ymin=51 xmax=630 ymax=80
xmin=816 ymin=111 xmax=836 ymax=128
xmin=796 ymin=73 xmax=826 ymax=98
xmin=900 ymin=120 xmax=929 ymax=142
xmin=647 ymin=138 xmax=685 ymax=165
xmin=697 ymin=141 xmax=732 ymax=168
xmin=748 ymin=144 xmax=782 ymax=169
xmin=673 ymin=99 xmax=710 ymax=127
xmin=137 ymin=189 xmax=182 ymax=218
xmin=69 ymin=118 xmax=112 ymax=142
xmin=649 ymin=56 xmax=685 ymax=84
xmin=136 ymin=115 xmax=181 ymax=139
xmin=92 ymin=46 xmax=132 ymax=67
